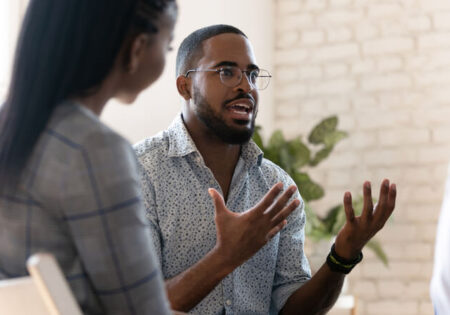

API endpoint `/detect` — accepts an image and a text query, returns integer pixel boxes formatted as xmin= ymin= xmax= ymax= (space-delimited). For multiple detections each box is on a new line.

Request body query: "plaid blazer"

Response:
xmin=0 ymin=101 xmax=170 ymax=315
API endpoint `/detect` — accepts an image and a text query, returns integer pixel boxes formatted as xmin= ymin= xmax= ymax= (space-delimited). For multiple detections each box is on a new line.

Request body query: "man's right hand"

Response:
xmin=208 ymin=182 xmax=300 ymax=269
xmin=166 ymin=183 xmax=300 ymax=312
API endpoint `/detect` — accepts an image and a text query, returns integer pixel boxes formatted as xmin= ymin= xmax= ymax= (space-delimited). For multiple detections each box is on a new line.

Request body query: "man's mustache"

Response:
xmin=224 ymin=93 xmax=255 ymax=106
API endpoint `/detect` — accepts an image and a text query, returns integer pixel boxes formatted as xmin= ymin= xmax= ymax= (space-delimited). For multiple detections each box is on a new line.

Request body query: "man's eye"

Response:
xmin=220 ymin=68 xmax=234 ymax=77
xmin=250 ymin=71 xmax=258 ymax=80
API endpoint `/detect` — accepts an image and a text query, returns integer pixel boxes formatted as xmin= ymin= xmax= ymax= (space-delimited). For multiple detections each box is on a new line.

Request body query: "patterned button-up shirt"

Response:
xmin=0 ymin=102 xmax=171 ymax=315
xmin=134 ymin=115 xmax=311 ymax=315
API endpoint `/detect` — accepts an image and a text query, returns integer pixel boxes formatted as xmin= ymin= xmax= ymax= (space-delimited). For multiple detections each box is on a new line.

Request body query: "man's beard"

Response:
xmin=192 ymin=87 xmax=256 ymax=145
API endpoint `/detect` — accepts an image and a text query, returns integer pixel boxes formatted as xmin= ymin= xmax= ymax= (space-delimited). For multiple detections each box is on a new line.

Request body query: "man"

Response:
xmin=135 ymin=24 xmax=397 ymax=314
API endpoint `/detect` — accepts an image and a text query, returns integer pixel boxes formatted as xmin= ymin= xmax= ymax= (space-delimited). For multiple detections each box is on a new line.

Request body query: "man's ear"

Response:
xmin=176 ymin=75 xmax=192 ymax=100
xmin=127 ymin=34 xmax=150 ymax=74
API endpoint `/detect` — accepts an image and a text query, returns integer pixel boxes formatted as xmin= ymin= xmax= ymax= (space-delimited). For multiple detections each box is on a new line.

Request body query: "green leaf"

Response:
xmin=287 ymin=138 xmax=310 ymax=169
xmin=309 ymin=147 xmax=332 ymax=166
xmin=366 ymin=239 xmax=389 ymax=266
xmin=279 ymin=147 xmax=294 ymax=173
xmin=321 ymin=205 xmax=342 ymax=233
xmin=308 ymin=116 xmax=338 ymax=144
xmin=293 ymin=172 xmax=324 ymax=201
xmin=304 ymin=203 xmax=319 ymax=228
xmin=323 ymin=131 xmax=348 ymax=147
xmin=268 ymin=130 xmax=286 ymax=151
xmin=304 ymin=202 xmax=331 ymax=241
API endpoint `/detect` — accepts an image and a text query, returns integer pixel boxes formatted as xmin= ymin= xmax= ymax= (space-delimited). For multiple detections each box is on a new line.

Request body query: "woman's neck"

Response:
xmin=71 ymin=70 xmax=121 ymax=116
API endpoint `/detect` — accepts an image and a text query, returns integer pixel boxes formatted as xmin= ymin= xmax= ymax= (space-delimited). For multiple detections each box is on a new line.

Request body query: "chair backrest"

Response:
xmin=0 ymin=253 xmax=83 ymax=315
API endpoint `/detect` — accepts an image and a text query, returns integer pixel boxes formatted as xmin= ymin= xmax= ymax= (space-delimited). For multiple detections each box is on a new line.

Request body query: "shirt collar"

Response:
xmin=241 ymin=136 xmax=264 ymax=167
xmin=167 ymin=114 xmax=198 ymax=157
xmin=167 ymin=114 xmax=264 ymax=167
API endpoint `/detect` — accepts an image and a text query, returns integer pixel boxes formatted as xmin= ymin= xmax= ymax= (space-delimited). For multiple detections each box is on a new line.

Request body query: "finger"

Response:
xmin=252 ymin=182 xmax=284 ymax=214
xmin=271 ymin=199 xmax=300 ymax=227
xmin=362 ymin=181 xmax=374 ymax=220
xmin=343 ymin=192 xmax=355 ymax=223
xmin=266 ymin=185 xmax=297 ymax=217
xmin=374 ymin=179 xmax=390 ymax=218
xmin=208 ymin=188 xmax=227 ymax=217
xmin=388 ymin=184 xmax=397 ymax=211
xmin=266 ymin=220 xmax=287 ymax=241
xmin=380 ymin=183 xmax=396 ymax=223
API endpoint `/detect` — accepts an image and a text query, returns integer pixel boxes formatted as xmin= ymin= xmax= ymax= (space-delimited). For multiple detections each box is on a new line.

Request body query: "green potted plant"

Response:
xmin=253 ymin=116 xmax=388 ymax=266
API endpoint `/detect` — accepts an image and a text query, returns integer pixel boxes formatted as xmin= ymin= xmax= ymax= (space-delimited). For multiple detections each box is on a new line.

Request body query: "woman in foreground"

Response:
xmin=0 ymin=0 xmax=177 ymax=314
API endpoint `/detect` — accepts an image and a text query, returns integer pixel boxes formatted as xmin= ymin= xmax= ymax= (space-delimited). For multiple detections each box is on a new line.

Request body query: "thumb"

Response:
xmin=208 ymin=188 xmax=226 ymax=216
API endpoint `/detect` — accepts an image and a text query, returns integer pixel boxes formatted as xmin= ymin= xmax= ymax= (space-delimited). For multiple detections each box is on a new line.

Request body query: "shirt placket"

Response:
xmin=221 ymin=158 xmax=250 ymax=315
xmin=192 ymin=152 xmax=232 ymax=313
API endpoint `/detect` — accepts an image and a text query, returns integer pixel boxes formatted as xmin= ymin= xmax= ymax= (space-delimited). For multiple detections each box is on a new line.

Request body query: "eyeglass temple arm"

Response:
xmin=184 ymin=69 xmax=219 ymax=77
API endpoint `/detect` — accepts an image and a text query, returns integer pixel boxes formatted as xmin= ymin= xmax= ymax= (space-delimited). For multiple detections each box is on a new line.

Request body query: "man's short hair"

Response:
xmin=176 ymin=24 xmax=247 ymax=77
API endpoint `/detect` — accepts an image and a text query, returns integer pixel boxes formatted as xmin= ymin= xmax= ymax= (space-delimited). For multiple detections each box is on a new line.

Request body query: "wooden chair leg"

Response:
xmin=351 ymin=297 xmax=357 ymax=315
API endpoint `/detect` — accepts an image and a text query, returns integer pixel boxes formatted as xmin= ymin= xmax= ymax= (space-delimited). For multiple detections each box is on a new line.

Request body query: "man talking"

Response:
xmin=135 ymin=24 xmax=396 ymax=314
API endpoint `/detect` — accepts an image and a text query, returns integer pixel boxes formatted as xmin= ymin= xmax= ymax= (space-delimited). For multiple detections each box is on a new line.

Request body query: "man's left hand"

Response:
xmin=334 ymin=179 xmax=397 ymax=260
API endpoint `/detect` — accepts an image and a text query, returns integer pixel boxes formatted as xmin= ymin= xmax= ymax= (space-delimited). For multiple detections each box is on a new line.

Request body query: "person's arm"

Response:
xmin=61 ymin=132 xmax=171 ymax=315
xmin=281 ymin=179 xmax=397 ymax=315
xmin=165 ymin=184 xmax=300 ymax=311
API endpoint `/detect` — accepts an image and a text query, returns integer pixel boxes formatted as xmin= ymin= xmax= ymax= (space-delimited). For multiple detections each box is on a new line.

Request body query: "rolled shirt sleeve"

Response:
xmin=271 ymin=174 xmax=311 ymax=313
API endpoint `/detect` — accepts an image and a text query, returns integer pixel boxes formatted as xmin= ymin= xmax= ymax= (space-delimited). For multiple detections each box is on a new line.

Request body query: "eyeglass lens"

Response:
xmin=219 ymin=66 xmax=270 ymax=90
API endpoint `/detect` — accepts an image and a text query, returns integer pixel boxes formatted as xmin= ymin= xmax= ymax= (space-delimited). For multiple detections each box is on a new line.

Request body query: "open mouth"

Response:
xmin=229 ymin=103 xmax=252 ymax=114
xmin=224 ymin=97 xmax=255 ymax=122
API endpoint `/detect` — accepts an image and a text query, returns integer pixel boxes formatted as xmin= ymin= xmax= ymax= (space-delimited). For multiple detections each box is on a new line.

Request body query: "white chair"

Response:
xmin=0 ymin=253 xmax=83 ymax=315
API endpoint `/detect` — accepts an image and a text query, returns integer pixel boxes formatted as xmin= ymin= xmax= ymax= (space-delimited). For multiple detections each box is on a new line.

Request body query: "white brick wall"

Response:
xmin=274 ymin=0 xmax=450 ymax=314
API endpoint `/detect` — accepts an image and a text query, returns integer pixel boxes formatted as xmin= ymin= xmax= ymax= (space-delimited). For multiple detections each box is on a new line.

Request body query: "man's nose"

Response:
xmin=234 ymin=72 xmax=254 ymax=93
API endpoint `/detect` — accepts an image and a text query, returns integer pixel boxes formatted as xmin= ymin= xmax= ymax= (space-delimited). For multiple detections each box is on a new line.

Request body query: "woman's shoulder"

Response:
xmin=47 ymin=102 xmax=130 ymax=152
xmin=32 ymin=102 xmax=136 ymax=182
xmin=23 ymin=102 xmax=138 ymax=210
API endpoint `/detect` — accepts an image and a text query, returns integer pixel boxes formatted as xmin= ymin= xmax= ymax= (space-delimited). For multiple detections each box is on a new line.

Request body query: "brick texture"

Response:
xmin=274 ymin=0 xmax=450 ymax=314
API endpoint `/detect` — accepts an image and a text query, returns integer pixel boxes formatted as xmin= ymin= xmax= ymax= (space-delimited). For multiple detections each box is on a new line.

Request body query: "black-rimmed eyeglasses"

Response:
xmin=185 ymin=66 xmax=272 ymax=90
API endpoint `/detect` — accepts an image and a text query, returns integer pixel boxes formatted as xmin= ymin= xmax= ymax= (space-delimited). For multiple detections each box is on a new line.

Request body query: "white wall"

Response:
xmin=275 ymin=0 xmax=450 ymax=314
xmin=0 ymin=0 xmax=27 ymax=99
xmin=101 ymin=0 xmax=275 ymax=144
xmin=0 ymin=2 xmax=12 ymax=87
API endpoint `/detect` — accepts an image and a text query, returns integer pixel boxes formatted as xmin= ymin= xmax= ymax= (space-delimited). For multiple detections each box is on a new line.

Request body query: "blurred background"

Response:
xmin=2 ymin=1 xmax=450 ymax=314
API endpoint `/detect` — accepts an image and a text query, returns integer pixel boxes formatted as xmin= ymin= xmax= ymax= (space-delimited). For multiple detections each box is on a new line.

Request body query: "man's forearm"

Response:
xmin=165 ymin=247 xmax=236 ymax=312
xmin=280 ymin=263 xmax=345 ymax=315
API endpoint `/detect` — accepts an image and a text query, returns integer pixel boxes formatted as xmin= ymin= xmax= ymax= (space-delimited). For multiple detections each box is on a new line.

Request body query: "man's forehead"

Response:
xmin=198 ymin=33 xmax=257 ymax=67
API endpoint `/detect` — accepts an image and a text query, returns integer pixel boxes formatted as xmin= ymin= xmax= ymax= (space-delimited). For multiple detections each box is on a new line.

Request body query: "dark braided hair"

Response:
xmin=0 ymin=0 xmax=176 ymax=192
xmin=132 ymin=0 xmax=176 ymax=34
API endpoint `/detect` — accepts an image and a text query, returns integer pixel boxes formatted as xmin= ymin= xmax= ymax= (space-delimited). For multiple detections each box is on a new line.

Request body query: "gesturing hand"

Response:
xmin=334 ymin=179 xmax=397 ymax=260
xmin=208 ymin=182 xmax=300 ymax=269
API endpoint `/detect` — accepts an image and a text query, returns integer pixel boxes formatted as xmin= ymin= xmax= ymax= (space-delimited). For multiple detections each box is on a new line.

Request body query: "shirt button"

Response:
xmin=226 ymin=299 xmax=232 ymax=306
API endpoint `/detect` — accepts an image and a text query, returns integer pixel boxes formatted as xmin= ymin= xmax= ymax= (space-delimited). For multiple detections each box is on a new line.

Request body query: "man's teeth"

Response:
xmin=230 ymin=104 xmax=251 ymax=113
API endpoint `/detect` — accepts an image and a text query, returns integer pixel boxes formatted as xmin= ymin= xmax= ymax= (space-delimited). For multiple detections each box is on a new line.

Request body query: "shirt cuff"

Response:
xmin=270 ymin=278 xmax=310 ymax=314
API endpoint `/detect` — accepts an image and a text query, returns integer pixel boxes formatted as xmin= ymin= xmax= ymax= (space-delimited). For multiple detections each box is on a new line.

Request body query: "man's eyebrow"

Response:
xmin=247 ymin=64 xmax=260 ymax=70
xmin=212 ymin=61 xmax=260 ymax=70
xmin=212 ymin=61 xmax=238 ymax=68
